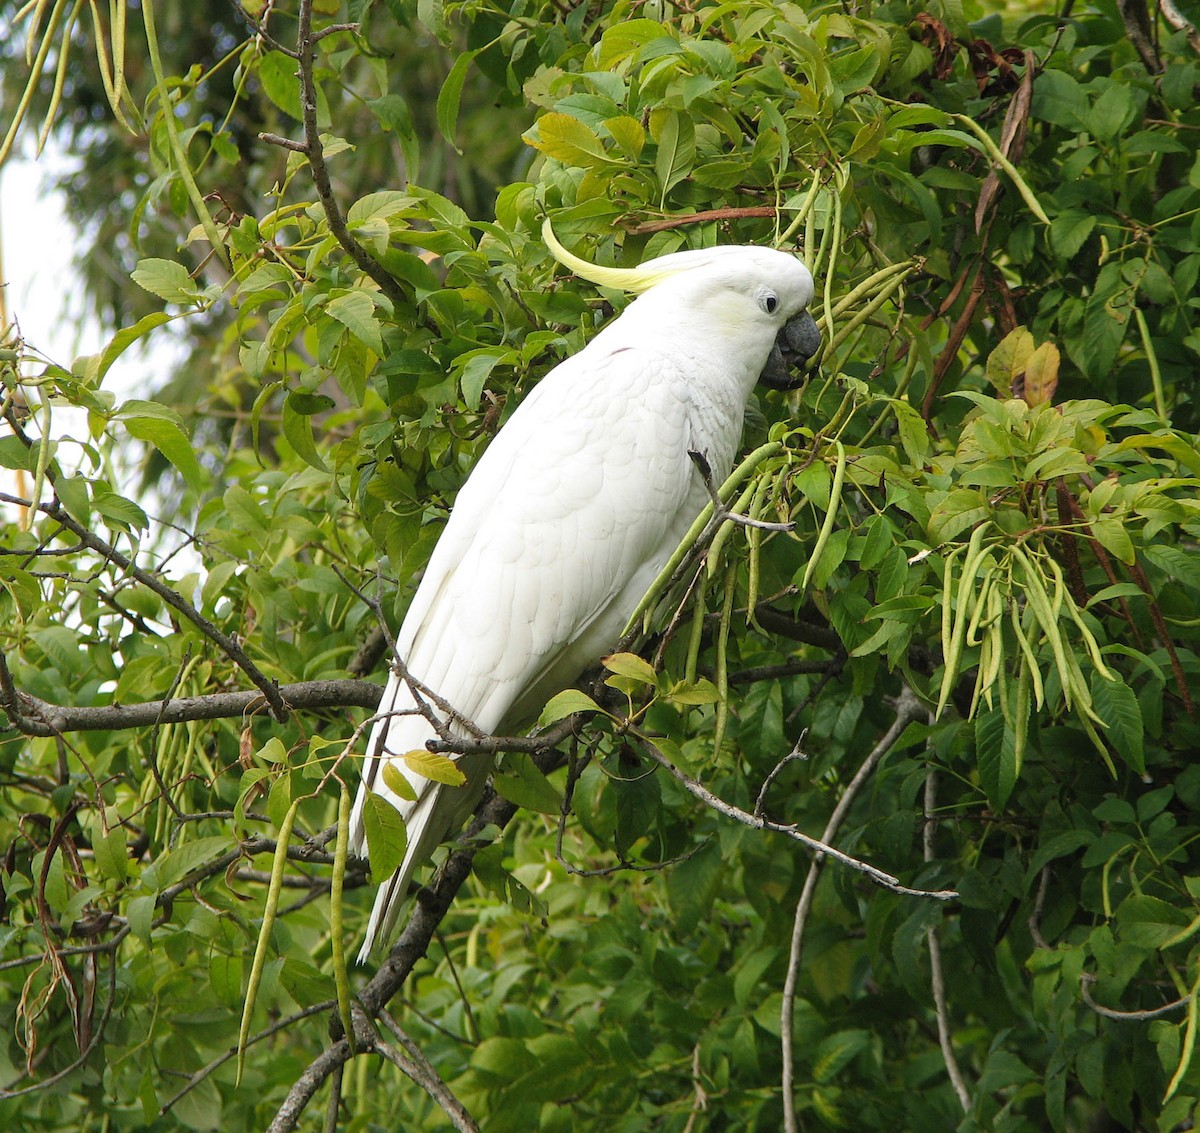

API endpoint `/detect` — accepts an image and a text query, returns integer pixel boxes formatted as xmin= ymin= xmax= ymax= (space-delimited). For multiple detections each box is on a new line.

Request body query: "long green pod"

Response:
xmin=141 ymin=0 xmax=231 ymax=268
xmin=824 ymin=266 xmax=918 ymax=358
xmin=711 ymin=564 xmax=738 ymax=762
xmin=951 ymin=113 xmax=1051 ymax=225
xmin=625 ymin=441 xmax=782 ymax=635
xmin=706 ymin=479 xmax=757 ymax=580
xmin=935 ymin=521 xmax=992 ymax=718
xmin=1013 ymin=547 xmax=1074 ymax=707
xmin=800 ymin=440 xmax=847 ymax=594
xmin=1012 ymin=657 xmax=1030 ymax=779
xmin=238 ymin=795 xmax=303 ymax=1084
xmin=1047 ymin=559 xmax=1118 ymax=681
xmin=744 ymin=468 xmax=777 ymax=619
xmin=828 ymin=260 xmax=918 ymax=322
xmin=0 ymin=0 xmax=65 ymax=165
xmin=330 ymin=784 xmax=355 ymax=1054
xmin=37 ymin=0 xmax=84 ymax=153
xmin=1164 ymin=972 xmax=1200 ymax=1104
xmin=964 ymin=569 xmax=997 ymax=648
xmin=940 ymin=544 xmax=966 ymax=666
xmin=777 ymin=173 xmax=826 ymax=247
xmin=1009 ymin=596 xmax=1046 ymax=710
xmin=684 ymin=568 xmax=710 ymax=686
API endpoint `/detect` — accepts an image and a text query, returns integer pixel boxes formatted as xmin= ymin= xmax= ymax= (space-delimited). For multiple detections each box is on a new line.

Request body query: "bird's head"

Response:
xmin=542 ymin=219 xmax=820 ymax=390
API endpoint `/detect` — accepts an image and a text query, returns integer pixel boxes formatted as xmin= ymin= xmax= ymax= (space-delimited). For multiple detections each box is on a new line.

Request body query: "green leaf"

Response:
xmin=122 ymin=414 xmax=204 ymax=490
xmin=361 ymin=792 xmax=407 ymax=884
xmin=325 ymin=291 xmax=383 ymax=354
xmin=493 ymin=754 xmax=564 ymax=815
xmin=651 ymin=110 xmax=695 ymax=202
xmin=282 ymin=395 xmax=328 ymax=472
xmin=141 ymin=836 xmax=230 ymax=893
xmin=131 ymin=259 xmax=202 ymax=304
xmin=526 ymin=112 xmax=618 ymax=169
xmin=381 ymin=761 xmax=418 ymax=802
xmin=1117 ymin=893 xmax=1190 ymax=948
xmin=538 ymin=688 xmax=602 ymax=726
xmin=976 ymin=707 xmax=1018 ymax=810
xmin=436 ymin=49 xmax=481 ymax=150
xmin=1092 ymin=673 xmax=1145 ymax=774
xmin=92 ymin=490 xmax=149 ymax=532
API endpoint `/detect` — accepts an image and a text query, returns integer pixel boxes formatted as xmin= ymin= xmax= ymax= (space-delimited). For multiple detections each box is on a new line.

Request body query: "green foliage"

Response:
xmin=3 ymin=0 xmax=1200 ymax=1130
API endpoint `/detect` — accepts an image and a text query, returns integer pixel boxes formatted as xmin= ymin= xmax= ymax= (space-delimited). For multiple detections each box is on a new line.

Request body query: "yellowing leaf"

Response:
xmin=985 ymin=328 xmax=1034 ymax=397
xmin=1022 ymin=342 xmax=1060 ymax=406
xmin=602 ymin=652 xmax=657 ymax=685
xmin=403 ymin=749 xmax=467 ymax=786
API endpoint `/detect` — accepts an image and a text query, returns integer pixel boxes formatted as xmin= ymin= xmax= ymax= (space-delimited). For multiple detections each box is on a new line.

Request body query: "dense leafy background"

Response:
xmin=2 ymin=0 xmax=1200 ymax=1129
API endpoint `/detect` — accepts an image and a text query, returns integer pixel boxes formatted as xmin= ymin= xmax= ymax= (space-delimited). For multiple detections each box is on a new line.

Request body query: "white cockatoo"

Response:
xmin=349 ymin=221 xmax=819 ymax=960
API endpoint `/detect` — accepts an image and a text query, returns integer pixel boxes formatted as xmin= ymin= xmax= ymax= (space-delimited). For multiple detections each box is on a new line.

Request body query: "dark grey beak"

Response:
xmin=758 ymin=310 xmax=821 ymax=390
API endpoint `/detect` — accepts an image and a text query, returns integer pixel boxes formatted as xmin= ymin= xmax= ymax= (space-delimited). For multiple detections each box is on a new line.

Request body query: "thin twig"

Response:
xmin=781 ymin=687 xmax=927 ymax=1133
xmin=924 ymin=766 xmax=971 ymax=1113
xmin=37 ymin=499 xmax=290 ymax=721
xmin=688 ymin=450 xmax=794 ymax=531
xmin=1079 ymin=973 xmax=1192 ymax=1021
xmin=294 ymin=0 xmax=407 ymax=308
xmin=377 ymin=1010 xmax=480 ymax=1132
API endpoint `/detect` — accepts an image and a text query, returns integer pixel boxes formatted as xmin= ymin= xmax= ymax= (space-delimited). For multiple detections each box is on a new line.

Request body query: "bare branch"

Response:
xmin=924 ymin=767 xmax=972 ymax=1114
xmin=1080 ymin=973 xmax=1191 ymax=1021
xmin=377 ymin=1011 xmax=480 ymax=1132
xmin=294 ymin=0 xmax=408 ymax=309
xmin=2 ymin=678 xmax=382 ymax=736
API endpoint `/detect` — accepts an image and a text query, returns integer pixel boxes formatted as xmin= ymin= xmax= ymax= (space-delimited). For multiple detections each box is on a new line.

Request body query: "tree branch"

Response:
xmin=35 ymin=498 xmax=290 ymax=721
xmin=1 ymin=678 xmax=382 ymax=736
xmin=293 ymin=0 xmax=408 ymax=310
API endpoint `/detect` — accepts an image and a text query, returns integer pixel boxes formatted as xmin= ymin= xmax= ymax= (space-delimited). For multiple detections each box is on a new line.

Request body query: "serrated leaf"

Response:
xmin=537 ymin=688 xmax=602 ymax=726
xmin=361 ymin=792 xmax=407 ymax=884
xmin=665 ymin=678 xmax=721 ymax=705
xmin=652 ymin=109 xmax=695 ymax=201
xmin=1117 ymin=893 xmax=1190 ymax=948
xmin=813 ymin=1029 xmax=872 ymax=1084
xmin=976 ymin=707 xmax=1018 ymax=810
xmin=1092 ymin=673 xmax=1144 ymax=774
xmin=403 ymin=749 xmax=467 ymax=786
xmin=526 ymin=112 xmax=618 ymax=169
xmin=141 ymin=836 xmax=230 ymax=893
xmin=92 ymin=490 xmax=149 ymax=532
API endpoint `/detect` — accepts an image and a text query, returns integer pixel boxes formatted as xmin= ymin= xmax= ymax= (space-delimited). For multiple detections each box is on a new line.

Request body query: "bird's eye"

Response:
xmin=758 ymin=289 xmax=779 ymax=315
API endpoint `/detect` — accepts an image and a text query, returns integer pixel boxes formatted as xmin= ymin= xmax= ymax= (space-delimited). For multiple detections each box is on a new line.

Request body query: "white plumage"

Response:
xmin=349 ymin=228 xmax=818 ymax=960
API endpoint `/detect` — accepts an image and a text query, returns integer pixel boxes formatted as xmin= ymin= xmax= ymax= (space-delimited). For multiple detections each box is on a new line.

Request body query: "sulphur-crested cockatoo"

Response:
xmin=349 ymin=221 xmax=819 ymax=960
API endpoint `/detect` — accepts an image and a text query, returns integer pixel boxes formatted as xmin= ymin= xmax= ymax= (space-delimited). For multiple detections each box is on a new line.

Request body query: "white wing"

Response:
xmin=349 ymin=340 xmax=713 ymax=959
